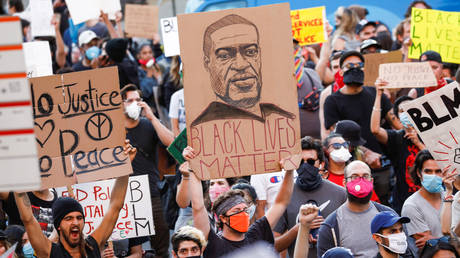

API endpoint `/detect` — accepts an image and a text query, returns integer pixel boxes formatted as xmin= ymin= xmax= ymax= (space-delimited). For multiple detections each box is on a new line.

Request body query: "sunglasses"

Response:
xmin=300 ymin=158 xmax=317 ymax=166
xmin=343 ymin=62 xmax=364 ymax=70
xmin=426 ymin=236 xmax=450 ymax=247
xmin=328 ymin=142 xmax=349 ymax=150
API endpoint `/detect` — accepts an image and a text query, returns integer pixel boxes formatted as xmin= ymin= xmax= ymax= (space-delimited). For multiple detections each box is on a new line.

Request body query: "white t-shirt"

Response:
xmin=452 ymin=191 xmax=460 ymax=231
xmin=168 ymin=89 xmax=186 ymax=131
xmin=250 ymin=171 xmax=297 ymax=211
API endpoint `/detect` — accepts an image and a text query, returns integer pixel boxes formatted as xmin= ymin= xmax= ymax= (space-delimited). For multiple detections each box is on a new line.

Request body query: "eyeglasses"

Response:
xmin=124 ymin=97 xmax=142 ymax=104
xmin=346 ymin=174 xmax=372 ymax=181
xmin=426 ymin=236 xmax=450 ymax=247
xmin=300 ymin=158 xmax=318 ymax=166
xmin=328 ymin=142 xmax=349 ymax=150
xmin=343 ymin=62 xmax=364 ymax=70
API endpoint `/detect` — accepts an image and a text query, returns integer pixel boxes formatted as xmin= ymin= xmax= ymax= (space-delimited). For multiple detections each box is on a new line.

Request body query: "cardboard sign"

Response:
xmin=363 ymin=51 xmax=402 ymax=86
xmin=379 ymin=62 xmax=437 ymax=88
xmin=56 ymin=175 xmax=154 ymax=240
xmin=22 ymin=41 xmax=53 ymax=78
xmin=30 ymin=0 xmax=55 ymax=37
xmin=0 ymin=17 xmax=41 ymax=191
xmin=409 ymin=8 xmax=460 ymax=64
xmin=178 ymin=3 xmax=302 ymax=180
xmin=401 ymin=81 xmax=460 ymax=174
xmin=29 ymin=67 xmax=133 ymax=189
xmin=65 ymin=0 xmax=121 ymax=25
xmin=160 ymin=17 xmax=180 ymax=57
xmin=167 ymin=129 xmax=187 ymax=164
xmin=125 ymin=4 xmax=159 ymax=39
xmin=291 ymin=6 xmax=327 ymax=46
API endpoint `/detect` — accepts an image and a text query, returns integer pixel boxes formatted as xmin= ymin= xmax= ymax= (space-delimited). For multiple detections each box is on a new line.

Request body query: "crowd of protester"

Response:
xmin=0 ymin=0 xmax=460 ymax=257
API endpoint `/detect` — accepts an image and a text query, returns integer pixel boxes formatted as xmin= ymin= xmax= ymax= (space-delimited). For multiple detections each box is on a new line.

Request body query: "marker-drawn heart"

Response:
xmin=35 ymin=119 xmax=55 ymax=148
xmin=125 ymin=230 xmax=129 ymax=234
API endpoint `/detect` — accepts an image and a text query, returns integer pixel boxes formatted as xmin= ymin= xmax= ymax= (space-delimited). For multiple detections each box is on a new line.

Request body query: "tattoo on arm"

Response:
xmin=18 ymin=193 xmax=31 ymax=207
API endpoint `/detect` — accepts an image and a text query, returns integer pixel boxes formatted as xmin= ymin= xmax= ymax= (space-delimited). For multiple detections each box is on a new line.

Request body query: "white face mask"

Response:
xmin=376 ymin=232 xmax=408 ymax=254
xmin=247 ymin=204 xmax=256 ymax=220
xmin=125 ymin=102 xmax=141 ymax=120
xmin=330 ymin=147 xmax=351 ymax=163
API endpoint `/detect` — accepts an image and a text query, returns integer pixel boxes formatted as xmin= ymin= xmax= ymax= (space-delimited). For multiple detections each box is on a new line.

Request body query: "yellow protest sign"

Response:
xmin=409 ymin=8 xmax=460 ymax=64
xmin=291 ymin=6 xmax=327 ymax=46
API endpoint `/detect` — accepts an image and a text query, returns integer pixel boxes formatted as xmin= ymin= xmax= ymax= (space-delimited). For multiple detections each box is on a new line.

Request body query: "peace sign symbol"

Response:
xmin=85 ymin=113 xmax=113 ymax=141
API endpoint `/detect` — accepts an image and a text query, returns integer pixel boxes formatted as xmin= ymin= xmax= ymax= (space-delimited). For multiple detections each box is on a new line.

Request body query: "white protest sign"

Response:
xmin=66 ymin=0 xmax=121 ymax=25
xmin=22 ymin=41 xmax=53 ymax=78
xmin=401 ymin=81 xmax=460 ymax=172
xmin=379 ymin=62 xmax=437 ymax=88
xmin=56 ymin=175 xmax=154 ymax=240
xmin=30 ymin=0 xmax=55 ymax=37
xmin=160 ymin=17 xmax=180 ymax=57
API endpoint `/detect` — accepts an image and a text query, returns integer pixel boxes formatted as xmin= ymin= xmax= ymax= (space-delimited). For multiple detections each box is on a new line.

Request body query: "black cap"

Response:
xmin=106 ymin=38 xmax=128 ymax=63
xmin=420 ymin=50 xmax=442 ymax=64
xmin=339 ymin=50 xmax=365 ymax=68
xmin=334 ymin=120 xmax=366 ymax=147
xmin=356 ymin=20 xmax=377 ymax=34
xmin=360 ymin=39 xmax=381 ymax=52
xmin=52 ymin=197 xmax=84 ymax=230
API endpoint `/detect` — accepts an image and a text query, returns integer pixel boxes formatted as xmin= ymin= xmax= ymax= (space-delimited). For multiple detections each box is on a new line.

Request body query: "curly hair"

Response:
xmin=409 ymin=149 xmax=434 ymax=186
xmin=301 ymin=136 xmax=325 ymax=162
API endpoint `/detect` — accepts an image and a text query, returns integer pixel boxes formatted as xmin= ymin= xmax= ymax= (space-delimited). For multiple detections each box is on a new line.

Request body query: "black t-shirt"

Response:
xmin=203 ymin=216 xmax=275 ymax=258
xmin=72 ymin=61 xmax=92 ymax=72
xmin=324 ymin=86 xmax=392 ymax=154
xmin=126 ymin=117 xmax=161 ymax=197
xmin=3 ymin=191 xmax=57 ymax=237
xmin=50 ymin=235 xmax=101 ymax=257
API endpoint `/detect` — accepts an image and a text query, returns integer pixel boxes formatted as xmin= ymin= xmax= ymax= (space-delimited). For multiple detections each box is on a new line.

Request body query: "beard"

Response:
xmin=61 ymin=228 xmax=83 ymax=248
xmin=347 ymin=190 xmax=372 ymax=204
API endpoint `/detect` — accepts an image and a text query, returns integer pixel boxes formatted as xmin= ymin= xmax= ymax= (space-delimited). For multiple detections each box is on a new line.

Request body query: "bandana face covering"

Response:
xmin=296 ymin=162 xmax=322 ymax=191
xmin=342 ymin=68 xmax=364 ymax=86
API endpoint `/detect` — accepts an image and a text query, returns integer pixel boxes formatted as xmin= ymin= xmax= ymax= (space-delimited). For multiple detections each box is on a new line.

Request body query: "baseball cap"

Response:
xmin=322 ymin=247 xmax=354 ymax=258
xmin=78 ymin=30 xmax=99 ymax=47
xmin=339 ymin=50 xmax=365 ymax=68
xmin=360 ymin=39 xmax=381 ymax=52
xmin=334 ymin=120 xmax=366 ymax=147
xmin=371 ymin=211 xmax=410 ymax=234
xmin=356 ymin=20 xmax=377 ymax=34
xmin=420 ymin=50 xmax=442 ymax=64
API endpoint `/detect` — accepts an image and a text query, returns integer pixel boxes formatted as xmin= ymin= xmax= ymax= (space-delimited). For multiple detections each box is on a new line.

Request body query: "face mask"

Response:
xmin=23 ymin=242 xmax=35 ymax=258
xmin=225 ymin=210 xmax=250 ymax=233
xmin=330 ymin=147 xmax=351 ymax=163
xmin=421 ymin=173 xmax=444 ymax=193
xmin=85 ymin=46 xmax=101 ymax=61
xmin=209 ymin=184 xmax=230 ymax=203
xmin=296 ymin=162 xmax=322 ymax=191
xmin=343 ymin=68 xmax=364 ymax=86
xmin=376 ymin=232 xmax=408 ymax=254
xmin=399 ymin=112 xmax=413 ymax=128
xmin=346 ymin=178 xmax=373 ymax=198
xmin=247 ymin=204 xmax=256 ymax=220
xmin=125 ymin=102 xmax=141 ymax=120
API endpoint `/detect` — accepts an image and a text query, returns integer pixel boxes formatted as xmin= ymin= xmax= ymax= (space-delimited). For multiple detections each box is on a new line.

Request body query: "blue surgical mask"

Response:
xmin=399 ymin=112 xmax=413 ymax=128
xmin=421 ymin=173 xmax=444 ymax=193
xmin=23 ymin=242 xmax=34 ymax=258
xmin=85 ymin=46 xmax=101 ymax=61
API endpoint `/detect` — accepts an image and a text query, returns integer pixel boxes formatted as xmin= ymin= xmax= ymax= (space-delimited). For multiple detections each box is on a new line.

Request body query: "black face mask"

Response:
xmin=347 ymin=189 xmax=372 ymax=204
xmin=296 ymin=162 xmax=322 ymax=191
xmin=343 ymin=68 xmax=364 ymax=86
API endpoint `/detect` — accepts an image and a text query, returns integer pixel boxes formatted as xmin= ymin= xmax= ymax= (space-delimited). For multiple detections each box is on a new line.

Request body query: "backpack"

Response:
xmin=298 ymin=68 xmax=321 ymax=111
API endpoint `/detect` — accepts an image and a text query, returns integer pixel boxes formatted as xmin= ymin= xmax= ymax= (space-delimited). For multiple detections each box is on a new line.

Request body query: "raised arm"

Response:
xmin=265 ymin=158 xmax=294 ymax=229
xmin=52 ymin=14 xmax=66 ymax=68
xmin=139 ymin=101 xmax=174 ymax=146
xmin=293 ymin=204 xmax=319 ymax=258
xmin=315 ymin=40 xmax=334 ymax=85
xmin=100 ymin=11 xmax=120 ymax=39
xmin=371 ymin=79 xmax=389 ymax=144
xmin=441 ymin=167 xmax=457 ymax=235
xmin=176 ymin=164 xmax=191 ymax=208
xmin=14 ymin=192 xmax=52 ymax=257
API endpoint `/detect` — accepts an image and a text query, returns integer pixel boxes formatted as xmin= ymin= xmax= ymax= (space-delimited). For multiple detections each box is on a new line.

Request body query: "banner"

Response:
xmin=160 ymin=17 xmax=180 ymax=57
xmin=178 ymin=3 xmax=302 ymax=180
xmin=379 ymin=62 xmax=437 ymax=88
xmin=363 ymin=50 xmax=402 ymax=86
xmin=125 ymin=4 xmax=159 ymax=39
xmin=56 ymin=175 xmax=154 ymax=240
xmin=29 ymin=67 xmax=132 ymax=189
xmin=401 ymin=81 xmax=460 ymax=173
xmin=291 ymin=6 xmax=327 ymax=46
xmin=409 ymin=8 xmax=460 ymax=64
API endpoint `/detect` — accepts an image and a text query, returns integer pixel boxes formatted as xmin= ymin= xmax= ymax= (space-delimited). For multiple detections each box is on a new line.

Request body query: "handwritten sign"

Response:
xmin=30 ymin=0 xmax=55 ymax=37
xmin=379 ymin=62 xmax=437 ymax=88
xmin=167 ymin=129 xmax=187 ymax=164
xmin=363 ymin=51 xmax=402 ymax=86
xmin=125 ymin=4 xmax=159 ymax=39
xmin=160 ymin=17 xmax=180 ymax=57
xmin=0 ymin=16 xmax=41 ymax=191
xmin=178 ymin=4 xmax=302 ymax=180
xmin=291 ymin=6 xmax=327 ymax=46
xmin=409 ymin=8 xmax=460 ymax=64
xmin=401 ymin=81 xmax=460 ymax=174
xmin=57 ymin=175 xmax=154 ymax=240
xmin=65 ymin=0 xmax=121 ymax=25
xmin=22 ymin=41 xmax=53 ymax=78
xmin=29 ymin=67 xmax=132 ymax=189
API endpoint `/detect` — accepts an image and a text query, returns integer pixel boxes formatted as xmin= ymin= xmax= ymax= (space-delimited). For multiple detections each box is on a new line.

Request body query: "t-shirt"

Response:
xmin=126 ymin=117 xmax=161 ymax=197
xmin=250 ymin=171 xmax=297 ymax=211
xmin=452 ymin=191 xmax=460 ymax=231
xmin=169 ymin=89 xmax=186 ymax=132
xmin=401 ymin=191 xmax=443 ymax=237
xmin=203 ymin=216 xmax=274 ymax=258
xmin=323 ymin=86 xmax=392 ymax=154
xmin=50 ymin=235 xmax=101 ymax=258
xmin=274 ymin=182 xmax=347 ymax=258
xmin=72 ymin=61 xmax=92 ymax=72
xmin=3 ymin=191 xmax=56 ymax=237
xmin=336 ymin=202 xmax=380 ymax=258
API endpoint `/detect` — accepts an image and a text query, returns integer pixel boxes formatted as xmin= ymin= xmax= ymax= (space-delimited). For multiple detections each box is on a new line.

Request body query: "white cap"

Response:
xmin=78 ymin=30 xmax=99 ymax=47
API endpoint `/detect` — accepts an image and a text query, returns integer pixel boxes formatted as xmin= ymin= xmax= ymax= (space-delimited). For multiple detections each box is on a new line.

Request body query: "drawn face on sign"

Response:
xmin=203 ymin=15 xmax=262 ymax=109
